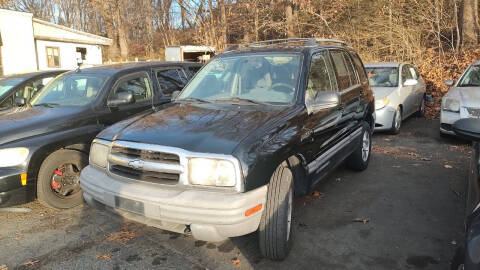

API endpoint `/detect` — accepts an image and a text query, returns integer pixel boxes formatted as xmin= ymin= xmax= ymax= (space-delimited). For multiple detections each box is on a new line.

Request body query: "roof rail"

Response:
xmin=225 ymin=38 xmax=349 ymax=51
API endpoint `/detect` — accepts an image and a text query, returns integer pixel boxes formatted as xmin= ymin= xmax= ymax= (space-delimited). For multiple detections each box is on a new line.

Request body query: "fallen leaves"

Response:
xmin=106 ymin=224 xmax=138 ymax=243
xmin=353 ymin=218 xmax=371 ymax=224
xmin=94 ymin=254 xmax=111 ymax=261
xmin=23 ymin=260 xmax=39 ymax=266
xmin=372 ymin=146 xmax=432 ymax=161
xmin=231 ymin=258 xmax=241 ymax=268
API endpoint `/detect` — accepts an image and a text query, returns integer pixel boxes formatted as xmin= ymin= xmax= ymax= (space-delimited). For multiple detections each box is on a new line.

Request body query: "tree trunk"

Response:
xmin=285 ymin=1 xmax=295 ymax=38
xmin=461 ymin=0 xmax=480 ymax=46
xmin=115 ymin=2 xmax=129 ymax=61
xmin=219 ymin=0 xmax=227 ymax=48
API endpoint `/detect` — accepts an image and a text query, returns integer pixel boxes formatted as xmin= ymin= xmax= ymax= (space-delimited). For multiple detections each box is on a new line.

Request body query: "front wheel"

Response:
xmin=389 ymin=106 xmax=402 ymax=135
xmin=259 ymin=162 xmax=294 ymax=260
xmin=37 ymin=149 xmax=87 ymax=209
xmin=346 ymin=122 xmax=372 ymax=171
xmin=416 ymin=96 xmax=425 ymax=117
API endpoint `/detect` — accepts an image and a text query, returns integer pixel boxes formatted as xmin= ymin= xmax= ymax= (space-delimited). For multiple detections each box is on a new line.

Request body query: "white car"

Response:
xmin=365 ymin=63 xmax=426 ymax=134
xmin=441 ymin=61 xmax=480 ymax=136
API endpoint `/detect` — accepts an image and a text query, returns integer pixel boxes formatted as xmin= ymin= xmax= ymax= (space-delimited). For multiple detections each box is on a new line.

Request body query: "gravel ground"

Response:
xmin=0 ymin=118 xmax=471 ymax=270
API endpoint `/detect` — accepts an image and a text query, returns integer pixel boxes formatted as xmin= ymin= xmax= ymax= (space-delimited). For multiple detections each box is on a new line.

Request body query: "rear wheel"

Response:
xmin=37 ymin=149 xmax=87 ymax=209
xmin=259 ymin=162 xmax=294 ymax=261
xmin=389 ymin=106 xmax=402 ymax=134
xmin=416 ymin=96 xmax=425 ymax=117
xmin=346 ymin=122 xmax=372 ymax=171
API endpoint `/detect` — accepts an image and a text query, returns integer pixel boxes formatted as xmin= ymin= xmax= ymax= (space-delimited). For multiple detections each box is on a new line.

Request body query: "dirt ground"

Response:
xmin=0 ymin=118 xmax=471 ymax=270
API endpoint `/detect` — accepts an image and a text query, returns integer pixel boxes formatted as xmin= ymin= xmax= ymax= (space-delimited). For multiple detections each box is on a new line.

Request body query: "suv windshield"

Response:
xmin=0 ymin=77 xmax=24 ymax=97
xmin=31 ymin=74 xmax=106 ymax=107
xmin=178 ymin=54 xmax=302 ymax=104
xmin=459 ymin=65 xmax=480 ymax=87
xmin=366 ymin=67 xmax=399 ymax=87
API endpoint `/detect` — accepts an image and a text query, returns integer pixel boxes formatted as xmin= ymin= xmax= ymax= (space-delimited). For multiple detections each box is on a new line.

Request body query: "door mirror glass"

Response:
xmin=107 ymin=91 xmax=134 ymax=107
xmin=452 ymin=118 xmax=480 ymax=141
xmin=306 ymin=91 xmax=340 ymax=114
xmin=403 ymin=79 xmax=418 ymax=86
xmin=444 ymin=79 xmax=455 ymax=86
xmin=171 ymin=90 xmax=181 ymax=100
xmin=14 ymin=97 xmax=26 ymax=106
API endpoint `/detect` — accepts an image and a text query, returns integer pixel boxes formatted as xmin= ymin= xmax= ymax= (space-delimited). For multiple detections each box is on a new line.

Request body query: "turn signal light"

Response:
xmin=245 ymin=203 xmax=262 ymax=217
xmin=20 ymin=173 xmax=27 ymax=186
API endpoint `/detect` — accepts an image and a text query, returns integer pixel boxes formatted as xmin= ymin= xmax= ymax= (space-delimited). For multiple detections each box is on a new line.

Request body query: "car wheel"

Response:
xmin=259 ymin=162 xmax=294 ymax=261
xmin=37 ymin=149 xmax=87 ymax=209
xmin=416 ymin=97 xmax=425 ymax=117
xmin=346 ymin=122 xmax=372 ymax=171
xmin=390 ymin=106 xmax=402 ymax=135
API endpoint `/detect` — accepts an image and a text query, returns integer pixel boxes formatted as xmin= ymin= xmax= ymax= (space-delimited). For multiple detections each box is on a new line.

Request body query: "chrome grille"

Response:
xmin=111 ymin=146 xmax=180 ymax=164
xmin=467 ymin=107 xmax=480 ymax=118
xmin=111 ymin=165 xmax=180 ymax=184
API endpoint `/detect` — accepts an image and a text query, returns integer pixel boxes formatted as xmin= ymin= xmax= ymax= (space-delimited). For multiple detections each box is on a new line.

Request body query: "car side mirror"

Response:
xmin=452 ymin=118 xmax=480 ymax=141
xmin=444 ymin=79 xmax=455 ymax=87
xmin=14 ymin=97 xmax=26 ymax=106
xmin=107 ymin=92 xmax=134 ymax=107
xmin=403 ymin=79 xmax=418 ymax=86
xmin=306 ymin=91 xmax=340 ymax=115
xmin=171 ymin=91 xmax=181 ymax=100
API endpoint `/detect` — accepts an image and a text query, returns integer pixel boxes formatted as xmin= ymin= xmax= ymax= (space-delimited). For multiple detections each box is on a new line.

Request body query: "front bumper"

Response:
xmin=440 ymin=110 xmax=461 ymax=135
xmin=374 ymin=106 xmax=396 ymax=131
xmin=0 ymin=168 xmax=35 ymax=207
xmin=80 ymin=165 xmax=267 ymax=242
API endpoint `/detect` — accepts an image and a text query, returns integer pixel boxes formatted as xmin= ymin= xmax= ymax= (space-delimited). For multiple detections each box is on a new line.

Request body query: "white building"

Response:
xmin=0 ymin=9 xmax=112 ymax=76
xmin=165 ymin=45 xmax=216 ymax=62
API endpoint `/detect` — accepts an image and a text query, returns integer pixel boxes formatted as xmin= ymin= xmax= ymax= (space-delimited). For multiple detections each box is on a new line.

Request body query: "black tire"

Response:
xmin=37 ymin=149 xmax=87 ymax=209
xmin=259 ymin=162 xmax=294 ymax=261
xmin=389 ymin=106 xmax=402 ymax=135
xmin=416 ymin=96 xmax=425 ymax=117
xmin=346 ymin=122 xmax=372 ymax=171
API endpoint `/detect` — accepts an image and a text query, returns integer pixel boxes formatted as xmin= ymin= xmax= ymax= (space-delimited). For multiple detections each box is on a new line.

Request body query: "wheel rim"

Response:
xmin=362 ymin=130 xmax=370 ymax=162
xmin=420 ymin=99 xmax=425 ymax=114
xmin=394 ymin=107 xmax=402 ymax=130
xmin=286 ymin=188 xmax=293 ymax=241
xmin=50 ymin=163 xmax=81 ymax=198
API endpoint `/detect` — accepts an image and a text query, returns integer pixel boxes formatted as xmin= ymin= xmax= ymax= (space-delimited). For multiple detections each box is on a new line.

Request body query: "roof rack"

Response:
xmin=225 ymin=38 xmax=349 ymax=51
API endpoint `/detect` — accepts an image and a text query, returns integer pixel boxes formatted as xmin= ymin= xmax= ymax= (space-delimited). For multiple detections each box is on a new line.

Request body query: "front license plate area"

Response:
xmin=115 ymin=196 xmax=145 ymax=215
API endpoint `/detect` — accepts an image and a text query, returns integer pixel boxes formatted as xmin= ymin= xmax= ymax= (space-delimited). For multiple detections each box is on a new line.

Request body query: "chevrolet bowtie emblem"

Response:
xmin=128 ymin=159 xmax=144 ymax=170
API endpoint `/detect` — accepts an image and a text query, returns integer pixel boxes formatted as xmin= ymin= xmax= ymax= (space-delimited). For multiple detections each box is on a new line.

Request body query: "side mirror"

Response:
xmin=452 ymin=118 xmax=480 ymax=141
xmin=107 ymin=92 xmax=134 ymax=107
xmin=306 ymin=91 xmax=340 ymax=114
xmin=171 ymin=91 xmax=181 ymax=100
xmin=14 ymin=97 xmax=26 ymax=106
xmin=403 ymin=79 xmax=418 ymax=86
xmin=444 ymin=79 xmax=455 ymax=87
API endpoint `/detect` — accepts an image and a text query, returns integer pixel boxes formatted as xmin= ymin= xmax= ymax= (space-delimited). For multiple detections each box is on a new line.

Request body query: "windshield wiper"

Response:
xmin=213 ymin=97 xmax=269 ymax=105
xmin=33 ymin=102 xmax=59 ymax=108
xmin=178 ymin=97 xmax=211 ymax=103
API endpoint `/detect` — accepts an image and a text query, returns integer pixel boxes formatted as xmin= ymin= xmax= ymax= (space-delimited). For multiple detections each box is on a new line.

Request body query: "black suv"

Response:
xmin=80 ymin=39 xmax=375 ymax=260
xmin=0 ymin=61 xmax=201 ymax=208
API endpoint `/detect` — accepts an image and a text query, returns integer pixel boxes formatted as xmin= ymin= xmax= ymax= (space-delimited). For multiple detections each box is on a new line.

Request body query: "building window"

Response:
xmin=46 ymin=47 xmax=60 ymax=68
xmin=76 ymin=47 xmax=87 ymax=60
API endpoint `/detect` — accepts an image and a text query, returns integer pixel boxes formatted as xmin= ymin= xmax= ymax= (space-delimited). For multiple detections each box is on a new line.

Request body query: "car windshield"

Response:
xmin=178 ymin=54 xmax=302 ymax=104
xmin=0 ymin=77 xmax=25 ymax=97
xmin=31 ymin=74 xmax=107 ymax=107
xmin=366 ymin=67 xmax=399 ymax=87
xmin=459 ymin=65 xmax=480 ymax=87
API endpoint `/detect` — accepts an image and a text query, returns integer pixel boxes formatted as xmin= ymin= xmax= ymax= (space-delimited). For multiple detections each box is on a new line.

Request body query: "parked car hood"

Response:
xmin=0 ymin=106 xmax=89 ymax=146
xmin=446 ymin=87 xmax=480 ymax=108
xmin=98 ymin=102 xmax=286 ymax=154
xmin=371 ymin=87 xmax=396 ymax=100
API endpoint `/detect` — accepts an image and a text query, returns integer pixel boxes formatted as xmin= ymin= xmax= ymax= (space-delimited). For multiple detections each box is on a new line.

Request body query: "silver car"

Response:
xmin=441 ymin=61 xmax=480 ymax=136
xmin=365 ymin=63 xmax=426 ymax=134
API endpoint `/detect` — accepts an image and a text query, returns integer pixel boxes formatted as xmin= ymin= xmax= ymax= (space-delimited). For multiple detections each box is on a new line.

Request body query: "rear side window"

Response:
xmin=330 ymin=51 xmax=357 ymax=90
xmin=306 ymin=51 xmax=337 ymax=104
xmin=351 ymin=53 xmax=368 ymax=84
xmin=156 ymin=68 xmax=188 ymax=96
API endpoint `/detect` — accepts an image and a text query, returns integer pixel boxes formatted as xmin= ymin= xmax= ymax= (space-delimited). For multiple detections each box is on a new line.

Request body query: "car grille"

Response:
xmin=108 ymin=142 xmax=184 ymax=185
xmin=467 ymin=107 xmax=480 ymax=118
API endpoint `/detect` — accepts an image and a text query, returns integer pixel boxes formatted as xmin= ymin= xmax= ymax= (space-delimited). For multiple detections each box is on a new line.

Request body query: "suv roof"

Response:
xmin=76 ymin=61 xmax=201 ymax=75
xmin=224 ymin=38 xmax=351 ymax=54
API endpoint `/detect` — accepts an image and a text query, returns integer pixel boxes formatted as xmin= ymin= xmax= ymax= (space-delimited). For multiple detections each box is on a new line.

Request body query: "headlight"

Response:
xmin=0 ymin=148 xmax=29 ymax=167
xmin=443 ymin=98 xmax=460 ymax=112
xmin=90 ymin=140 xmax=110 ymax=168
xmin=375 ymin=97 xmax=390 ymax=110
xmin=188 ymin=158 xmax=236 ymax=187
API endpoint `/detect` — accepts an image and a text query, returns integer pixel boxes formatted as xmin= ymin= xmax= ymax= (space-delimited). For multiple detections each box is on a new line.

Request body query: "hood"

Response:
xmin=0 ymin=106 xmax=90 ymax=145
xmin=446 ymin=87 xmax=480 ymax=108
xmin=371 ymin=87 xmax=396 ymax=100
xmin=98 ymin=102 xmax=286 ymax=154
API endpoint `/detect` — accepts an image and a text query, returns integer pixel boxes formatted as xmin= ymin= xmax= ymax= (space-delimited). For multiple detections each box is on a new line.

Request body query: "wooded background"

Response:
xmin=1 ymin=0 xmax=480 ymax=118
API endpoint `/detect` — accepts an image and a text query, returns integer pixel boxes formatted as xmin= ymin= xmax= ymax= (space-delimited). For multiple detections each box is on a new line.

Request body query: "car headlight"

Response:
xmin=89 ymin=140 xmax=110 ymax=168
xmin=188 ymin=158 xmax=237 ymax=187
xmin=375 ymin=97 xmax=390 ymax=110
xmin=0 ymin=148 xmax=29 ymax=167
xmin=443 ymin=98 xmax=460 ymax=112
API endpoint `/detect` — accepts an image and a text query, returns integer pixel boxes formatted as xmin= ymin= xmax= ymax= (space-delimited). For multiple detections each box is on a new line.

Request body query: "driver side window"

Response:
xmin=306 ymin=51 xmax=337 ymax=104
xmin=0 ymin=96 xmax=13 ymax=111
xmin=111 ymin=73 xmax=152 ymax=104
